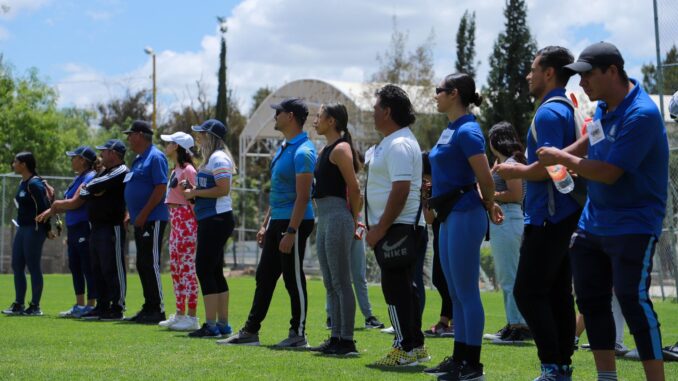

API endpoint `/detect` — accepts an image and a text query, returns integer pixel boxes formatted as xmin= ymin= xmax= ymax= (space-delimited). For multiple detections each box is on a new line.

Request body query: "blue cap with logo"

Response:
xmin=66 ymin=146 xmax=97 ymax=162
xmin=95 ymin=139 xmax=127 ymax=155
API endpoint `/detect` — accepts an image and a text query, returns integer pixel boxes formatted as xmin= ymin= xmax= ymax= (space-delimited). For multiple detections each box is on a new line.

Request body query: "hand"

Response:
xmin=279 ymin=233 xmax=295 ymax=254
xmin=492 ymin=162 xmax=520 ymax=180
xmin=134 ymin=213 xmax=147 ymax=228
xmin=123 ymin=214 xmax=130 ymax=231
xmin=36 ymin=208 xmax=53 ymax=223
xmin=184 ymin=188 xmax=197 ymax=200
xmin=365 ymin=225 xmax=386 ymax=249
xmin=488 ymin=202 xmax=504 ymax=225
xmin=536 ymin=146 xmax=564 ymax=166
xmin=256 ymin=226 xmax=267 ymax=249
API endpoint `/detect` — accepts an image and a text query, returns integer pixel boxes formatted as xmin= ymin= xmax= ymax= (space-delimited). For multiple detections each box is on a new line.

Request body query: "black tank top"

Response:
xmin=313 ymin=138 xmax=348 ymax=199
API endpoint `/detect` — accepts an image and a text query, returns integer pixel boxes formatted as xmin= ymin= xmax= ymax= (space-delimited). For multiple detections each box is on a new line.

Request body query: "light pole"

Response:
xmin=144 ymin=46 xmax=157 ymax=130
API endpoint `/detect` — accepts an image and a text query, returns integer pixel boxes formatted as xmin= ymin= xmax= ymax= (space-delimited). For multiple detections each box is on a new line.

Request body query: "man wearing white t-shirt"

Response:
xmin=365 ymin=84 xmax=427 ymax=367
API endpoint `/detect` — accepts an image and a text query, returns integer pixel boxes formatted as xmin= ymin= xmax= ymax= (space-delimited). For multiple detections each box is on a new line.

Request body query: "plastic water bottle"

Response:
xmin=547 ymin=165 xmax=574 ymax=194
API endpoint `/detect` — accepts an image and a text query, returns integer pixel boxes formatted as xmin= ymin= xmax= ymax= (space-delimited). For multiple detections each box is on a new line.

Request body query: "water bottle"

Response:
xmin=547 ymin=165 xmax=574 ymax=194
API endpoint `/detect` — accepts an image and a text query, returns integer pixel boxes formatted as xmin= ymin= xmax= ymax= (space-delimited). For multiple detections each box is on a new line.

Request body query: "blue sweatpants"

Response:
xmin=12 ymin=225 xmax=47 ymax=305
xmin=438 ymin=206 xmax=487 ymax=346
xmin=67 ymin=221 xmax=97 ymax=300
xmin=570 ymin=229 xmax=663 ymax=361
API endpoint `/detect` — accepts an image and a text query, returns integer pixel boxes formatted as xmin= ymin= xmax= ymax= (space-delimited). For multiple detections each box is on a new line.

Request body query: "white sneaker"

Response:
xmin=615 ymin=342 xmax=630 ymax=356
xmin=170 ymin=315 xmax=200 ymax=331
xmin=159 ymin=314 xmax=180 ymax=328
xmin=380 ymin=326 xmax=395 ymax=334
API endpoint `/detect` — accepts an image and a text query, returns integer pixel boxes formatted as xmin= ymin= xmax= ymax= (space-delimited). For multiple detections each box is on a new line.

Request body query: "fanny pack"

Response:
xmin=427 ymin=184 xmax=477 ymax=221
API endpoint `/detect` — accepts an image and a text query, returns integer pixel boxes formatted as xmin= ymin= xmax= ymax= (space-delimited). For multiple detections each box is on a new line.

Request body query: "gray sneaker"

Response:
xmin=216 ymin=329 xmax=260 ymax=346
xmin=274 ymin=330 xmax=308 ymax=349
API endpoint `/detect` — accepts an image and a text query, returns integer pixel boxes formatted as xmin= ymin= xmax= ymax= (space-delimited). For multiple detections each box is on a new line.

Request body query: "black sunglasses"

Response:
xmin=435 ymin=87 xmax=454 ymax=95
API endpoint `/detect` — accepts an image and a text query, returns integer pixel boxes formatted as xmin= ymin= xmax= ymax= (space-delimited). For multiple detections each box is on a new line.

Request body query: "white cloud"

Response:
xmin=55 ymin=0 xmax=660 ymax=115
xmin=0 ymin=0 xmax=52 ymax=19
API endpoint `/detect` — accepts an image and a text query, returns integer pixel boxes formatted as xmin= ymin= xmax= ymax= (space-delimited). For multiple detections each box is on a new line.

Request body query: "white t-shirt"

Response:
xmin=365 ymin=127 xmax=424 ymax=227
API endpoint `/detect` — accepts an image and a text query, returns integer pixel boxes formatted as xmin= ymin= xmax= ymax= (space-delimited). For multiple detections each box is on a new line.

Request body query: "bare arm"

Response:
xmin=134 ymin=184 xmax=167 ymax=227
xmin=537 ymin=147 xmax=624 ymax=185
xmin=469 ymin=153 xmax=504 ymax=224
xmin=494 ymin=178 xmax=523 ymax=203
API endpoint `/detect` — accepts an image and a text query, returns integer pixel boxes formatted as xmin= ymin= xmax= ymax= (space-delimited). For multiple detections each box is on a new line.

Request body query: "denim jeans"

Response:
xmin=489 ymin=203 xmax=525 ymax=325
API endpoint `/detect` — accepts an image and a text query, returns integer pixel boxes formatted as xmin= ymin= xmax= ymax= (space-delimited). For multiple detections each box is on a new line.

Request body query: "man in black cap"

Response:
xmin=537 ymin=41 xmax=668 ymax=381
xmin=79 ymin=139 xmax=129 ymax=320
xmin=123 ymin=120 xmax=169 ymax=324
xmin=220 ymin=98 xmax=316 ymax=348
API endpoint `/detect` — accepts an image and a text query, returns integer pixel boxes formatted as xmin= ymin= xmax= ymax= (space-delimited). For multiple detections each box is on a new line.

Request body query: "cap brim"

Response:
xmin=160 ymin=134 xmax=174 ymax=142
xmin=270 ymin=103 xmax=284 ymax=111
xmin=191 ymin=125 xmax=207 ymax=132
xmin=95 ymin=145 xmax=109 ymax=150
xmin=65 ymin=151 xmax=78 ymax=157
xmin=121 ymin=128 xmax=133 ymax=134
xmin=564 ymin=61 xmax=594 ymax=73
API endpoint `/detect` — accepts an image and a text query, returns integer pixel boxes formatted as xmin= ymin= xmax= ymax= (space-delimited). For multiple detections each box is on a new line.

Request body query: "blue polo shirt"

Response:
xmin=269 ymin=132 xmax=316 ymax=220
xmin=64 ymin=170 xmax=95 ymax=226
xmin=524 ymin=87 xmax=581 ymax=226
xmin=579 ymin=79 xmax=668 ymax=237
xmin=429 ymin=114 xmax=484 ymax=211
xmin=124 ymin=144 xmax=169 ymax=222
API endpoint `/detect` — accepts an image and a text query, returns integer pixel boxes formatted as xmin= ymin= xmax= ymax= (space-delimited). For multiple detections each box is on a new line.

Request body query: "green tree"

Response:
xmin=249 ymin=86 xmax=273 ymax=116
xmin=479 ymin=0 xmax=537 ymax=143
xmin=642 ymin=44 xmax=678 ymax=95
xmin=0 ymin=63 xmax=93 ymax=175
xmin=215 ymin=17 xmax=228 ymax=124
xmin=455 ymin=10 xmax=478 ymax=78
xmin=97 ymin=90 xmax=151 ymax=131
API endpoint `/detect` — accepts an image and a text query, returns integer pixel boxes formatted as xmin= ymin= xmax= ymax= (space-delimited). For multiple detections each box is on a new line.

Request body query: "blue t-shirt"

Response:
xmin=64 ymin=170 xmax=96 ymax=226
xmin=579 ymin=79 xmax=668 ymax=237
xmin=195 ymin=151 xmax=234 ymax=221
xmin=429 ymin=114 xmax=485 ymax=211
xmin=124 ymin=144 xmax=169 ymax=223
xmin=524 ymin=87 xmax=581 ymax=225
xmin=269 ymin=132 xmax=316 ymax=220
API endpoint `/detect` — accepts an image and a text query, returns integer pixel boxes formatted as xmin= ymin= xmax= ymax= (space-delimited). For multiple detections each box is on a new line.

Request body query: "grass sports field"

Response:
xmin=1 ymin=274 xmax=676 ymax=380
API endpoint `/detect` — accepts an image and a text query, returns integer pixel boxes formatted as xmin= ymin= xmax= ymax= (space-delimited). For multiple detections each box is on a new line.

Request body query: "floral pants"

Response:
xmin=169 ymin=205 xmax=198 ymax=312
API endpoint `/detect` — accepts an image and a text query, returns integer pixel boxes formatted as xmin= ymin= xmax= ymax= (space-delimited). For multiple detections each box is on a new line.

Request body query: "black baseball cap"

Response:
xmin=66 ymin=146 xmax=97 ymax=162
xmin=95 ymin=139 xmax=127 ymax=155
xmin=564 ymin=42 xmax=625 ymax=73
xmin=191 ymin=119 xmax=228 ymax=141
xmin=122 ymin=120 xmax=153 ymax=134
xmin=270 ymin=98 xmax=309 ymax=118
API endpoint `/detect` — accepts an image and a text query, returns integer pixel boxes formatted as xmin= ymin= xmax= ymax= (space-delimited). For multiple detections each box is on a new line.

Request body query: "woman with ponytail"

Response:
xmin=309 ymin=103 xmax=360 ymax=356
xmin=2 ymin=152 xmax=51 ymax=316
xmin=423 ymin=73 xmax=503 ymax=381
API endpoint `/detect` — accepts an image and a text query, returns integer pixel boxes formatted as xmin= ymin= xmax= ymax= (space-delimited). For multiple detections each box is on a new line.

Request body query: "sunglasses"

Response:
xmin=435 ymin=87 xmax=454 ymax=95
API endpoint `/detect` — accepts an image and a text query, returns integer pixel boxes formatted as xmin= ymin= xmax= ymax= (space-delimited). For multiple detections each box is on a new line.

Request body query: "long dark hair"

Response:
xmin=442 ymin=73 xmax=483 ymax=107
xmin=15 ymin=152 xmax=37 ymax=176
xmin=323 ymin=103 xmax=361 ymax=172
xmin=488 ymin=122 xmax=527 ymax=164
xmin=176 ymin=146 xmax=194 ymax=168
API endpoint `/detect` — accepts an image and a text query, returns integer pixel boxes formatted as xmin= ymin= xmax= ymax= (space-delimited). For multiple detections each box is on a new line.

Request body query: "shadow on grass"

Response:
xmin=364 ymin=363 xmax=427 ymax=373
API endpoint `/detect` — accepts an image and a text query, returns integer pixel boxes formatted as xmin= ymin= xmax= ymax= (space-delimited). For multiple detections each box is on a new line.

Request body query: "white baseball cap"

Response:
xmin=160 ymin=131 xmax=195 ymax=155
xmin=670 ymin=90 xmax=678 ymax=120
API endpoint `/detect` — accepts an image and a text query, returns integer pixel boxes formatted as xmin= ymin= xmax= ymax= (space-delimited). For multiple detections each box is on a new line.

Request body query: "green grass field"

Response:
xmin=0 ymin=274 xmax=676 ymax=380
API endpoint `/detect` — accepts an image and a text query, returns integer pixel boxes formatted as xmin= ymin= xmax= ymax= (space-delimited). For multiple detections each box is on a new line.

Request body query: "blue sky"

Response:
xmin=0 ymin=0 xmax=669 ymax=117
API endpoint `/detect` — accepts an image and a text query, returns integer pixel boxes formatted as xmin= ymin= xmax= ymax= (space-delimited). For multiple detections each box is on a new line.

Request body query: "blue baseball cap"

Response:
xmin=95 ymin=139 xmax=127 ymax=155
xmin=66 ymin=146 xmax=97 ymax=162
xmin=191 ymin=119 xmax=228 ymax=141
xmin=270 ymin=98 xmax=308 ymax=118
xmin=122 ymin=120 xmax=153 ymax=135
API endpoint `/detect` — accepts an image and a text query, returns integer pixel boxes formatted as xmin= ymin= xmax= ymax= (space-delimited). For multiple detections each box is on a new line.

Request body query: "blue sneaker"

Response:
xmin=71 ymin=305 xmax=92 ymax=318
xmin=558 ymin=365 xmax=573 ymax=381
xmin=533 ymin=364 xmax=559 ymax=381
xmin=188 ymin=323 xmax=222 ymax=338
xmin=218 ymin=323 xmax=232 ymax=335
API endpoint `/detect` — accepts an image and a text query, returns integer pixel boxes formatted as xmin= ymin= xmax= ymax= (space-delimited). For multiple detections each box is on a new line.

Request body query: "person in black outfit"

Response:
xmin=79 ymin=139 xmax=129 ymax=321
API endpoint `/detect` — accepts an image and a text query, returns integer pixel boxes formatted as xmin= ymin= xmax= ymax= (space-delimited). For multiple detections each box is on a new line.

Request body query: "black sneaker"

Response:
xmin=331 ymin=339 xmax=359 ymax=356
xmin=23 ymin=303 xmax=43 ymax=316
xmin=365 ymin=316 xmax=385 ymax=329
xmin=491 ymin=327 xmax=528 ymax=345
xmin=81 ymin=306 xmax=104 ymax=320
xmin=188 ymin=323 xmax=222 ymax=339
xmin=423 ymin=356 xmax=462 ymax=377
xmin=482 ymin=324 xmax=510 ymax=341
xmin=438 ymin=362 xmax=484 ymax=381
xmin=123 ymin=308 xmax=147 ymax=322
xmin=310 ymin=337 xmax=338 ymax=352
xmin=136 ymin=310 xmax=166 ymax=324
xmin=100 ymin=309 xmax=123 ymax=321
xmin=216 ymin=329 xmax=260 ymax=346
xmin=2 ymin=302 xmax=25 ymax=315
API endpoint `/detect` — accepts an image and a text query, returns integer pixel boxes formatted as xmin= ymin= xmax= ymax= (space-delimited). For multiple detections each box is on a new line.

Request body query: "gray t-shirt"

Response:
xmin=492 ymin=157 xmax=525 ymax=203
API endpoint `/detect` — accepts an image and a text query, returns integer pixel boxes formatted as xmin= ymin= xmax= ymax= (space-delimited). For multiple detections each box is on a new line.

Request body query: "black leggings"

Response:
xmin=196 ymin=212 xmax=234 ymax=295
xmin=432 ymin=220 xmax=453 ymax=320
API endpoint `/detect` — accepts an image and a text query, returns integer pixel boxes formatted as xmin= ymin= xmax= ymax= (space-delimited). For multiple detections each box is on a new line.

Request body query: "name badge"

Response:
xmin=123 ymin=172 xmax=134 ymax=183
xmin=588 ymin=120 xmax=605 ymax=146
xmin=19 ymin=191 xmax=25 ymax=197
xmin=436 ymin=129 xmax=454 ymax=145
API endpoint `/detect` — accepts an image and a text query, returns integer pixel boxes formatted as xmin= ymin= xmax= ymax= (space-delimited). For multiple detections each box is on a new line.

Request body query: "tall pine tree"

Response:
xmin=215 ymin=17 xmax=228 ymax=125
xmin=480 ymin=0 xmax=537 ymax=142
xmin=455 ymin=10 xmax=477 ymax=79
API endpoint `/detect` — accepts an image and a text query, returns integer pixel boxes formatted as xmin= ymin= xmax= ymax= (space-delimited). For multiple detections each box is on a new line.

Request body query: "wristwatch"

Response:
xmin=286 ymin=226 xmax=297 ymax=235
